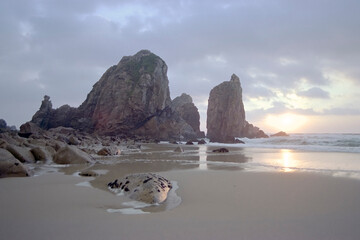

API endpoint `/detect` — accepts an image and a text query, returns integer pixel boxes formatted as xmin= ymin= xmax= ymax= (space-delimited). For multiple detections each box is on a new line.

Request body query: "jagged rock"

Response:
xmin=271 ymin=131 xmax=289 ymax=137
xmin=0 ymin=149 xmax=30 ymax=178
xmin=53 ymin=145 xmax=94 ymax=164
xmin=108 ymin=173 xmax=172 ymax=204
xmin=5 ymin=144 xmax=35 ymax=163
xmin=212 ymin=148 xmax=229 ymax=153
xmin=207 ymin=74 xmax=268 ymax=142
xmin=28 ymin=50 xmax=198 ymax=140
xmin=0 ymin=119 xmax=6 ymax=129
xmin=171 ymin=93 xmax=204 ymax=138
xmin=242 ymin=121 xmax=269 ymax=138
xmin=198 ymin=139 xmax=206 ymax=145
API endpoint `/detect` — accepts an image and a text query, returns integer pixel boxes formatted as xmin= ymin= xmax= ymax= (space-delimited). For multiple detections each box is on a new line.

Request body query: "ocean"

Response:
xmin=238 ymin=133 xmax=360 ymax=153
xmin=204 ymin=133 xmax=360 ymax=179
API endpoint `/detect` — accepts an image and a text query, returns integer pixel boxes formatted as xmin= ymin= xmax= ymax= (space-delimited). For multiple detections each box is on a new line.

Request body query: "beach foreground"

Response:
xmin=1 ymin=164 xmax=360 ymax=240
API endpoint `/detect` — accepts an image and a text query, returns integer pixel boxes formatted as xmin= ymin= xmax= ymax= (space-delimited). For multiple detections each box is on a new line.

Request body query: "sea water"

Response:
xmin=204 ymin=134 xmax=360 ymax=179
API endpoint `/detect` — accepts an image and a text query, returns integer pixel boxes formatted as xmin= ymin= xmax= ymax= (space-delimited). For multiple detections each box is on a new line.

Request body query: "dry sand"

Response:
xmin=1 ymin=167 xmax=360 ymax=240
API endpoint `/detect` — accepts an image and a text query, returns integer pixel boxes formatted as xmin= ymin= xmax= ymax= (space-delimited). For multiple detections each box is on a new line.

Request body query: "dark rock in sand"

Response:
xmin=53 ymin=145 xmax=94 ymax=164
xmin=97 ymin=147 xmax=112 ymax=156
xmin=212 ymin=148 xmax=229 ymax=153
xmin=108 ymin=173 xmax=172 ymax=204
xmin=0 ymin=148 xmax=30 ymax=178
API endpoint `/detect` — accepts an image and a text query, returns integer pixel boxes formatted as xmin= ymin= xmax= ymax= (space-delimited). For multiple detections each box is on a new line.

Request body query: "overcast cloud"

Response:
xmin=1 ymin=0 xmax=360 ymax=132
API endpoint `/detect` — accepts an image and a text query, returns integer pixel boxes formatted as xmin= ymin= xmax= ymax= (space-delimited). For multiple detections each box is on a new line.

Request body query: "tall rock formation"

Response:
xmin=207 ymin=74 xmax=267 ymax=142
xmin=26 ymin=50 xmax=200 ymax=140
xmin=171 ymin=93 xmax=205 ymax=138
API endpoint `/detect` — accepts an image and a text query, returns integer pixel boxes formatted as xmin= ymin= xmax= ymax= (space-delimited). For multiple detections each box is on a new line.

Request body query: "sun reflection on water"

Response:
xmin=280 ymin=149 xmax=297 ymax=172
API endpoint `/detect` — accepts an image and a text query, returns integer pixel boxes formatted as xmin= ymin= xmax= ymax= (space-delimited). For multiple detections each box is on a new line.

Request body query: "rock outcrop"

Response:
xmin=207 ymin=74 xmax=268 ymax=142
xmin=171 ymin=93 xmax=205 ymax=138
xmin=26 ymin=50 xmax=199 ymax=140
xmin=108 ymin=173 xmax=172 ymax=204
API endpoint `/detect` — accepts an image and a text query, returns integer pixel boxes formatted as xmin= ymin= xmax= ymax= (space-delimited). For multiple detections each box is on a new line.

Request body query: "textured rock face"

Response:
xmin=28 ymin=50 xmax=198 ymax=140
xmin=171 ymin=93 xmax=204 ymax=138
xmin=207 ymin=74 xmax=268 ymax=142
xmin=207 ymin=74 xmax=246 ymax=142
xmin=79 ymin=50 xmax=172 ymax=135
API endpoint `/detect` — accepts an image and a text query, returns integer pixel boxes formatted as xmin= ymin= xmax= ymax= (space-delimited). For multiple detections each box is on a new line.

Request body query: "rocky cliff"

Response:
xmin=207 ymin=74 xmax=268 ymax=142
xmin=27 ymin=50 xmax=199 ymax=140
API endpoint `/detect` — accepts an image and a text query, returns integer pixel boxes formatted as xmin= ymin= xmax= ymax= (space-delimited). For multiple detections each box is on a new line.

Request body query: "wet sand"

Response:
xmin=1 ymin=144 xmax=360 ymax=240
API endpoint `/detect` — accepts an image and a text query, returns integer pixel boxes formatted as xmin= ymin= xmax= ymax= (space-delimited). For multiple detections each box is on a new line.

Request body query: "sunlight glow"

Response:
xmin=265 ymin=113 xmax=308 ymax=133
xmin=280 ymin=149 xmax=297 ymax=172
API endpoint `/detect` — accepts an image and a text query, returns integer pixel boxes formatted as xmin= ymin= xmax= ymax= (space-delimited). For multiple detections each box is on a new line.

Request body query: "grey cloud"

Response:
xmin=297 ymin=87 xmax=330 ymax=99
xmin=1 ymin=0 xmax=360 ymax=129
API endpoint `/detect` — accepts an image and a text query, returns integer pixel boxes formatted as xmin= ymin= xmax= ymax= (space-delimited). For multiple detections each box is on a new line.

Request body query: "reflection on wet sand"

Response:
xmin=57 ymin=143 xmax=250 ymax=191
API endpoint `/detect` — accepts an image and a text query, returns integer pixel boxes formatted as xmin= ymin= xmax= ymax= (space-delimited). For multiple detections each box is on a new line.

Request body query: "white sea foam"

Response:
xmin=75 ymin=181 xmax=93 ymax=188
xmin=106 ymin=208 xmax=149 ymax=215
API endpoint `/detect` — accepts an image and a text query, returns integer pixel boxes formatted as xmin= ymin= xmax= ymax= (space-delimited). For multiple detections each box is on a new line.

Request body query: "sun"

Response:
xmin=265 ymin=113 xmax=308 ymax=133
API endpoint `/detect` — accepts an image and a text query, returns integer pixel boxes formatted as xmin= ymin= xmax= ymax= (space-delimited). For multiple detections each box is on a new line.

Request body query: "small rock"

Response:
xmin=185 ymin=141 xmax=194 ymax=145
xmin=212 ymin=148 xmax=229 ymax=153
xmin=197 ymin=139 xmax=206 ymax=144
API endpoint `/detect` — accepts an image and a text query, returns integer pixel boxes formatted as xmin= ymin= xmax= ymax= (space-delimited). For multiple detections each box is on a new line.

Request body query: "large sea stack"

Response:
xmin=207 ymin=74 xmax=268 ymax=142
xmin=27 ymin=50 xmax=198 ymax=140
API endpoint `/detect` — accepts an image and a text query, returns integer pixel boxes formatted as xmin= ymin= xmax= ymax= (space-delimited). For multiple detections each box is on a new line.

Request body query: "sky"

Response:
xmin=1 ymin=0 xmax=360 ymax=134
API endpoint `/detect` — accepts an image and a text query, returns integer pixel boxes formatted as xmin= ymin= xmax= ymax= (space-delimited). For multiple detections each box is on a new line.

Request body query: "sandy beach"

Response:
xmin=1 ymin=144 xmax=360 ymax=240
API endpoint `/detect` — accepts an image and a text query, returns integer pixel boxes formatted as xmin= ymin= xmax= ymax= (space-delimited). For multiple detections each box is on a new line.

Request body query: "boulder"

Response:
xmin=53 ymin=145 xmax=94 ymax=164
xmin=30 ymin=146 xmax=54 ymax=162
xmin=198 ymin=139 xmax=206 ymax=144
xmin=108 ymin=173 xmax=172 ymax=204
xmin=5 ymin=144 xmax=35 ymax=163
xmin=19 ymin=122 xmax=43 ymax=138
xmin=0 ymin=149 xmax=30 ymax=178
xmin=97 ymin=147 xmax=112 ymax=156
